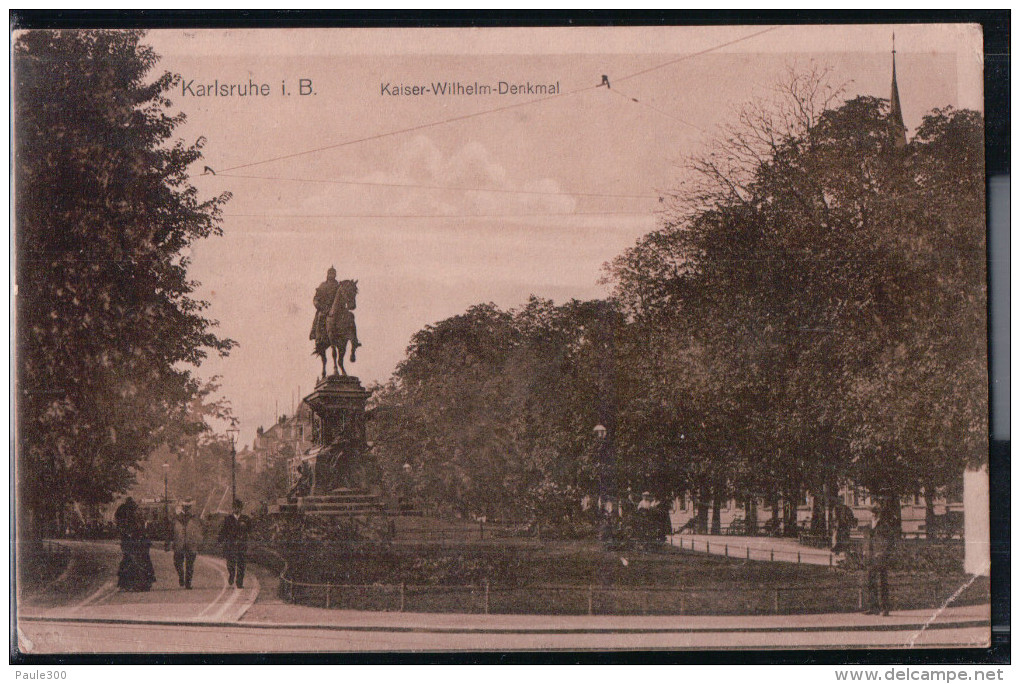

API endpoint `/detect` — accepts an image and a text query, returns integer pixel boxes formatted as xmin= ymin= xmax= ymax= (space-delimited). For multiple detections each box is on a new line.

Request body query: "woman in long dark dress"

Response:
xmin=115 ymin=499 xmax=156 ymax=592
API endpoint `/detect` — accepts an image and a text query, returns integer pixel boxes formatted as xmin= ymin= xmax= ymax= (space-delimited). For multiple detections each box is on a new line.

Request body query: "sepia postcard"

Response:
xmin=13 ymin=22 xmax=993 ymax=657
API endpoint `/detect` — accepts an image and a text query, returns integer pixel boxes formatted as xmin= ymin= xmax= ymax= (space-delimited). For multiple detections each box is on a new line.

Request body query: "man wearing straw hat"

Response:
xmin=169 ymin=499 xmax=203 ymax=590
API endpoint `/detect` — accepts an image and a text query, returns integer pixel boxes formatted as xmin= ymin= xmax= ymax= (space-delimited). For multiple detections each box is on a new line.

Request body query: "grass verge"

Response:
xmin=278 ymin=539 xmax=989 ymax=615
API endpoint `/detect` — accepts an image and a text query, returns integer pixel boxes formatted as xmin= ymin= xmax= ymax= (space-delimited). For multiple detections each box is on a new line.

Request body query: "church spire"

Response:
xmin=889 ymin=33 xmax=907 ymax=148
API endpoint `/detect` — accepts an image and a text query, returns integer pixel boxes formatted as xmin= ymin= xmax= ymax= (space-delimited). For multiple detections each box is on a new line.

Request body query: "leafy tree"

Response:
xmin=370 ymin=298 xmax=634 ymax=525
xmin=246 ymin=456 xmax=292 ymax=508
xmin=605 ymin=71 xmax=985 ymax=532
xmin=370 ymin=304 xmax=520 ymax=518
xmin=129 ymin=378 xmax=239 ymax=510
xmin=842 ymin=107 xmax=987 ymax=498
xmin=14 ymin=30 xmax=234 ymax=534
xmin=369 ymin=68 xmax=985 ymax=540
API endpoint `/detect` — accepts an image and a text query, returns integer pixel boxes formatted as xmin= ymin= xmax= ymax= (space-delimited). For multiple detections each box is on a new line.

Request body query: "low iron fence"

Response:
xmin=673 ymin=535 xmax=839 ymax=566
xmin=19 ymin=539 xmax=71 ymax=562
xmin=277 ymin=568 xmax=987 ymax=617
xmin=392 ymin=522 xmax=524 ymax=542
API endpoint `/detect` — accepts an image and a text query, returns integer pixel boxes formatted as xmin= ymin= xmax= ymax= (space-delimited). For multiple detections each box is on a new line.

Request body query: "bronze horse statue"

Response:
xmin=313 ymin=279 xmax=360 ymax=378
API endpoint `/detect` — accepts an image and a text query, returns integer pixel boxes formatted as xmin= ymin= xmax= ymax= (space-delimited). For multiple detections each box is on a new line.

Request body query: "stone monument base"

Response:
xmin=302 ymin=374 xmax=372 ymax=495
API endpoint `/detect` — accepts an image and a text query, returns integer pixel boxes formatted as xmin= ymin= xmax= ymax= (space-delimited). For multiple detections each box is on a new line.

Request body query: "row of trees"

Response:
xmin=128 ymin=379 xmax=244 ymax=519
xmin=15 ymin=30 xmax=234 ymax=534
xmin=370 ymin=298 xmax=627 ymax=523
xmin=370 ymin=71 xmax=986 ymax=535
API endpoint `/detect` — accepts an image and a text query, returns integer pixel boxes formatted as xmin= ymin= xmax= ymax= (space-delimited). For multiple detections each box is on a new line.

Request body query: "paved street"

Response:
xmin=16 ymin=540 xmax=989 ymax=653
xmin=18 ymin=607 xmax=990 ymax=652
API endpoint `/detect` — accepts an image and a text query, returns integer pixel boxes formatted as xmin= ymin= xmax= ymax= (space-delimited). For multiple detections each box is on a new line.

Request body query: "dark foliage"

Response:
xmin=14 ymin=30 xmax=234 ymax=533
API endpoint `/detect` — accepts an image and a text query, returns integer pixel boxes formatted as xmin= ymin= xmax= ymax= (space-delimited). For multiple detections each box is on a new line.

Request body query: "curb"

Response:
xmin=17 ymin=614 xmax=989 ymax=636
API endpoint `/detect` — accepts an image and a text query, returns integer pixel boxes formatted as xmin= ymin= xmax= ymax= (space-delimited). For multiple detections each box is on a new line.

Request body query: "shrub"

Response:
xmin=838 ymin=541 xmax=964 ymax=574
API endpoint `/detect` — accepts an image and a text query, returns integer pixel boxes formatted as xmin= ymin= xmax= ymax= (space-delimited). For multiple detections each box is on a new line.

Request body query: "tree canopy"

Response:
xmin=14 ymin=30 xmax=234 ymax=532
xmin=605 ymin=89 xmax=986 ymax=524
xmin=370 ymin=68 xmax=985 ymax=535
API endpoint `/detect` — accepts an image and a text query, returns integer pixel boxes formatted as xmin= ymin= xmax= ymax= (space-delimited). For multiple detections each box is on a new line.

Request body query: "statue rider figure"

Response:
xmin=310 ymin=266 xmax=361 ymax=352
xmin=310 ymin=267 xmax=339 ymax=344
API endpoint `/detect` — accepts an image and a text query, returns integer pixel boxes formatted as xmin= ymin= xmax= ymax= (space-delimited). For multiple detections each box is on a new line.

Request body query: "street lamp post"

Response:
xmin=163 ymin=462 xmax=170 ymax=523
xmin=401 ymin=462 xmax=413 ymax=514
xmin=227 ymin=427 xmax=240 ymax=505
xmin=593 ymin=424 xmax=609 ymax=514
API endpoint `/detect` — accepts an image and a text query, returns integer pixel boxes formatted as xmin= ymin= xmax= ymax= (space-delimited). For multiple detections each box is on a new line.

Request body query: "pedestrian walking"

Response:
xmin=863 ymin=503 xmax=896 ymax=615
xmin=218 ymin=499 xmax=251 ymax=589
xmin=169 ymin=499 xmax=203 ymax=589
xmin=114 ymin=497 xmax=156 ymax=592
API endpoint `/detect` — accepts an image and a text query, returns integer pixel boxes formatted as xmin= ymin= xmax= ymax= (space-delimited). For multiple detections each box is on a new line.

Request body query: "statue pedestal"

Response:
xmin=303 ymin=375 xmax=371 ymax=494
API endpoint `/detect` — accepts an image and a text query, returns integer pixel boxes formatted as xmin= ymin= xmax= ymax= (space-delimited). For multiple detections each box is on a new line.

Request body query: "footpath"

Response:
xmin=670 ymin=532 xmax=838 ymax=566
xmin=16 ymin=539 xmax=991 ymax=653
xmin=18 ymin=539 xmax=259 ymax=623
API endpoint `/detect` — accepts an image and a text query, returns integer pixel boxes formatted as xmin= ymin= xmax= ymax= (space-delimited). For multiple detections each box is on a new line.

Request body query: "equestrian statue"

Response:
xmin=310 ymin=266 xmax=361 ymax=378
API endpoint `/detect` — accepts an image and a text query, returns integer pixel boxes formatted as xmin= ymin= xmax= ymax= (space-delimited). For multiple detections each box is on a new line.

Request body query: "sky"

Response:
xmin=141 ymin=25 xmax=983 ymax=446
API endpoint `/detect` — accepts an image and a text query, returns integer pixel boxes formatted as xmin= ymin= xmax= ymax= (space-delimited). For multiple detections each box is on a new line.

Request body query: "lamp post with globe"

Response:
xmin=227 ymin=427 xmax=240 ymax=505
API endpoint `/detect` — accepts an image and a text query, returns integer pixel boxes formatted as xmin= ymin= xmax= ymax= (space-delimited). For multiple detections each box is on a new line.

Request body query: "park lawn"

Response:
xmin=282 ymin=539 xmax=989 ymax=615
xmin=17 ymin=541 xmax=120 ymax=608
xmin=17 ymin=542 xmax=71 ymax=599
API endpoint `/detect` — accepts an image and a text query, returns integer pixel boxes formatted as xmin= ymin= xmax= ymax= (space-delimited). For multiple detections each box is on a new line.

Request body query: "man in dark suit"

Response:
xmin=863 ymin=503 xmax=897 ymax=615
xmin=218 ymin=499 xmax=251 ymax=589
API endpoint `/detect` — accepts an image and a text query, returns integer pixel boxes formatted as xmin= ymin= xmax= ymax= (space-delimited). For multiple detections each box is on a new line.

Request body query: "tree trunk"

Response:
xmin=923 ymin=485 xmax=937 ymax=540
xmin=878 ymin=493 xmax=903 ymax=535
xmin=695 ymin=500 xmax=709 ymax=535
xmin=744 ymin=497 xmax=757 ymax=535
xmin=782 ymin=488 xmax=799 ymax=537
xmin=826 ymin=479 xmax=839 ymax=539
xmin=888 ymin=494 xmax=903 ymax=534
xmin=710 ymin=495 xmax=722 ymax=535
xmin=810 ymin=491 xmax=824 ymax=535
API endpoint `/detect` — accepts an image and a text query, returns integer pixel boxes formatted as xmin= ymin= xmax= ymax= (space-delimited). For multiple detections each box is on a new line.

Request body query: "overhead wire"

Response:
xmin=606 ymin=86 xmax=707 ymax=133
xmin=210 ymin=25 xmax=780 ymax=176
xmin=212 ymin=172 xmax=658 ymax=200
xmin=223 ymin=210 xmax=655 ymax=219
xmin=612 ymin=26 xmax=779 ymax=85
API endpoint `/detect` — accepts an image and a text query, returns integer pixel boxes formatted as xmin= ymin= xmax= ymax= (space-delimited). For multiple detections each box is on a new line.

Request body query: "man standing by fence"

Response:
xmin=863 ymin=503 xmax=896 ymax=616
xmin=218 ymin=499 xmax=251 ymax=589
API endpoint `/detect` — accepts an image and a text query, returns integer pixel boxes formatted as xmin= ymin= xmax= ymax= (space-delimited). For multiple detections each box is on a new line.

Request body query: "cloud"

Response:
xmin=331 ymin=136 xmax=577 ymax=216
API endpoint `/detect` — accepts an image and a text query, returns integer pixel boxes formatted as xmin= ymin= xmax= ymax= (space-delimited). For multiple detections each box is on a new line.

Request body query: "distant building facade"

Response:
xmin=238 ymin=402 xmax=315 ymax=480
xmin=668 ymin=484 xmax=964 ymax=537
